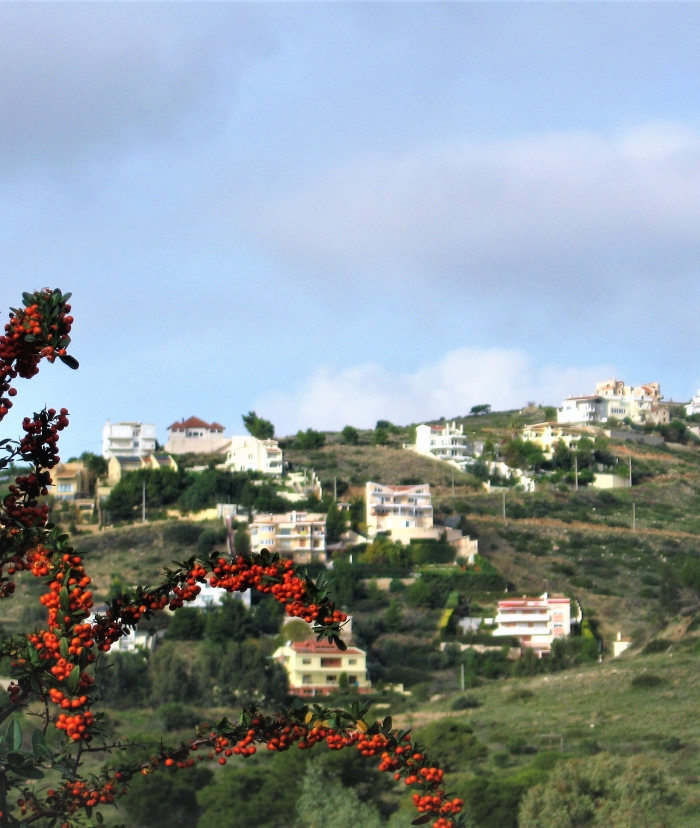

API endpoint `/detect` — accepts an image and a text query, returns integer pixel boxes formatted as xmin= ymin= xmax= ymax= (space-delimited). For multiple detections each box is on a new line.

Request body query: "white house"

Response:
xmin=687 ymin=388 xmax=700 ymax=417
xmin=558 ymin=380 xmax=662 ymax=426
xmin=364 ymin=482 xmax=478 ymax=558
xmin=411 ymin=422 xmax=472 ymax=470
xmin=190 ymin=581 xmax=251 ymax=609
xmin=165 ymin=417 xmax=230 ymax=455
xmin=492 ymin=593 xmax=575 ymax=657
xmin=102 ymin=421 xmax=157 ymax=459
xmin=223 ymin=435 xmax=284 ymax=476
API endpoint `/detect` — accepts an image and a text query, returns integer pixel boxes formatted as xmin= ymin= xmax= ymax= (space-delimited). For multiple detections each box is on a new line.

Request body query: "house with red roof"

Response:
xmin=164 ymin=417 xmax=230 ymax=455
xmin=272 ymin=639 xmax=371 ymax=696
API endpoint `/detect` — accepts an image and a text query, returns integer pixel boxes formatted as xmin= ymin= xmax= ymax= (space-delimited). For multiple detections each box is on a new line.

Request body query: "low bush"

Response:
xmin=642 ymin=638 xmax=672 ymax=654
xmin=450 ymin=695 xmax=482 ymax=710
xmin=630 ymin=673 xmax=666 ymax=689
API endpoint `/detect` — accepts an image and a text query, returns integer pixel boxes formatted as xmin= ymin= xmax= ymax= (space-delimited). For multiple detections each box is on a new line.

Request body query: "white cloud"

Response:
xmin=258 ymin=347 xmax=613 ymax=435
xmin=230 ymin=121 xmax=700 ymax=307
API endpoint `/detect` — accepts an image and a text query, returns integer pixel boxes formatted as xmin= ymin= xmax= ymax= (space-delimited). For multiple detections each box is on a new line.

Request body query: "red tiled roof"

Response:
xmin=167 ymin=416 xmax=225 ymax=431
xmin=290 ymin=640 xmax=363 ymax=655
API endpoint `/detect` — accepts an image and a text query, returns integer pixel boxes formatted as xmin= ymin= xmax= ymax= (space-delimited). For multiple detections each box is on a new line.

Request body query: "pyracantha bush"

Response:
xmin=0 ymin=289 xmax=466 ymax=828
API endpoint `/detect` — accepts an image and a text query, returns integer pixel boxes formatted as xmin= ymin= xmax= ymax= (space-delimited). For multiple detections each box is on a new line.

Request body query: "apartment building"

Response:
xmin=522 ymin=422 xmax=592 ymax=457
xmin=492 ymin=593 xmax=574 ymax=657
xmin=250 ymin=511 xmax=327 ymax=565
xmin=273 ymin=639 xmax=371 ymax=696
xmin=102 ymin=421 xmax=157 ymax=459
xmin=223 ymin=435 xmax=284 ymax=476
xmin=364 ymin=482 xmax=476 ymax=557
xmin=558 ymin=380 xmax=662 ymax=426
xmin=412 ymin=422 xmax=472 ymax=470
xmin=165 ymin=417 xmax=229 ymax=454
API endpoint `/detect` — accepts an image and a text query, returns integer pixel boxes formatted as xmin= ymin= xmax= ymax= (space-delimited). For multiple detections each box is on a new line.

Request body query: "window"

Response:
xmin=348 ymin=676 xmax=358 ymax=685
xmin=321 ymin=658 xmax=342 ymax=668
xmin=348 ymin=659 xmax=357 ymax=665
xmin=302 ymin=658 xmax=311 ymax=664
xmin=58 ymin=484 xmax=73 ymax=492
xmin=326 ymin=675 xmax=337 ymax=684
xmin=280 ymin=528 xmax=291 ymax=535
xmin=302 ymin=675 xmax=312 ymax=684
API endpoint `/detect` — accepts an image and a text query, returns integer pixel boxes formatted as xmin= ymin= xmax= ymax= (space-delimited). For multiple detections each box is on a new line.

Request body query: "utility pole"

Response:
xmin=452 ymin=466 xmax=455 ymax=494
xmin=333 ymin=476 xmax=337 ymax=501
xmin=574 ymin=455 xmax=579 ymax=491
xmin=502 ymin=490 xmax=506 ymax=523
xmin=632 ymin=502 xmax=636 ymax=533
xmin=142 ymin=481 xmax=146 ymax=523
xmin=629 ymin=454 xmax=632 ymax=486
xmin=460 ymin=662 xmax=465 ymax=693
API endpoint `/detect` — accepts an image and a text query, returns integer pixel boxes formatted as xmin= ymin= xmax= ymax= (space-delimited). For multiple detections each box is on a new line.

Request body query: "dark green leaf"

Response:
xmin=7 ymin=720 xmax=21 ymax=751
xmin=67 ymin=665 xmax=80 ymax=694
xmin=15 ymin=766 xmax=44 ymax=780
xmin=383 ymin=716 xmax=393 ymax=732
xmin=22 ymin=293 xmax=34 ymax=307
xmin=24 ymin=335 xmax=35 ymax=343
xmin=412 ymin=815 xmax=432 ymax=825
xmin=59 ymin=587 xmax=70 ymax=613
xmin=59 ymin=354 xmax=79 ymax=370
xmin=61 ymin=292 xmax=72 ymax=302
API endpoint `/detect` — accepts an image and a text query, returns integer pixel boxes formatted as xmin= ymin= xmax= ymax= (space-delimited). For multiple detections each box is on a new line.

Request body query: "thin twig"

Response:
xmin=0 ymin=691 xmax=31 ymax=728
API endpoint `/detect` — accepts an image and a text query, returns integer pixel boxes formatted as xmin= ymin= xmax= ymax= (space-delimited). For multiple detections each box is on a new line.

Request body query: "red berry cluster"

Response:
xmin=209 ymin=556 xmax=347 ymax=628
xmin=55 ymin=710 xmax=95 ymax=742
xmin=0 ymin=288 xmax=74 ymax=421
xmin=170 ymin=563 xmax=207 ymax=609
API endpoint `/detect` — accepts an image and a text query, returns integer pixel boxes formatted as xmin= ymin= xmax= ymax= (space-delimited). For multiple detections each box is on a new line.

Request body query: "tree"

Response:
xmin=470 ymin=404 xmax=491 ymax=416
xmin=0 ymin=287 xmax=462 ymax=828
xmin=326 ymin=501 xmax=346 ymax=544
xmin=340 ymin=425 xmax=359 ymax=445
xmin=296 ymin=761 xmax=382 ymax=828
xmin=242 ymin=411 xmax=275 ymax=440
xmin=374 ymin=427 xmax=389 ymax=446
xmin=294 ymin=428 xmax=326 ymax=449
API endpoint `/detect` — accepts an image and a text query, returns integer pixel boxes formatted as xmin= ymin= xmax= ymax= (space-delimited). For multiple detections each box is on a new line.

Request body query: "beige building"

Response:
xmin=492 ymin=593 xmax=575 ymax=657
xmin=273 ymin=639 xmax=371 ymax=696
xmin=250 ymin=511 xmax=327 ymax=565
xmin=223 ymin=435 xmax=284 ymax=476
xmin=522 ymin=422 xmax=593 ymax=457
xmin=165 ymin=417 xmax=229 ymax=454
xmin=52 ymin=462 xmax=95 ymax=519
xmin=364 ymin=482 xmax=477 ymax=558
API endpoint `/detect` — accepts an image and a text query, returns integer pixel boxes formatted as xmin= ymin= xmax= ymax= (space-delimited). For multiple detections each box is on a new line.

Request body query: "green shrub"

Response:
xmin=157 ymin=702 xmax=199 ymax=732
xmin=630 ymin=673 xmax=666 ymax=689
xmin=506 ymin=689 xmax=534 ymax=703
xmin=163 ymin=522 xmax=204 ymax=546
xmin=451 ymin=695 xmax=482 ymax=711
xmin=641 ymin=638 xmax=672 ymax=654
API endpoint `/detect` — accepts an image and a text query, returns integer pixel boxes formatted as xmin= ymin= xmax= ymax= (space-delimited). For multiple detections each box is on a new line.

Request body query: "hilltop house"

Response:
xmin=558 ymin=380 xmax=663 ymax=426
xmin=102 ymin=421 xmax=157 ymax=459
xmin=52 ymin=462 xmax=96 ymax=518
xmin=273 ymin=639 xmax=371 ymax=696
xmin=165 ymin=417 xmax=229 ymax=454
xmin=492 ymin=593 xmax=576 ymax=657
xmin=223 ymin=435 xmax=284 ymax=476
xmin=410 ymin=422 xmax=473 ymax=471
xmin=365 ymin=482 xmax=477 ymax=560
xmin=250 ymin=511 xmax=327 ymax=565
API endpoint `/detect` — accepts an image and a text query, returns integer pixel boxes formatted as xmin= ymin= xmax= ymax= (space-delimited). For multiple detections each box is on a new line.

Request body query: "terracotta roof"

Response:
xmin=167 ymin=416 xmax=225 ymax=431
xmin=290 ymin=640 xmax=363 ymax=655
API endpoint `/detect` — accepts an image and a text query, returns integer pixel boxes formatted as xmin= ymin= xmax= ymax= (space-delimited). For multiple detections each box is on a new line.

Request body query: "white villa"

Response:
xmin=558 ymin=380 xmax=664 ymax=426
xmin=492 ymin=593 xmax=576 ymax=657
xmin=522 ymin=422 xmax=592 ymax=457
xmin=273 ymin=639 xmax=371 ymax=696
xmin=411 ymin=422 xmax=472 ymax=470
xmin=687 ymin=388 xmax=700 ymax=417
xmin=165 ymin=417 xmax=230 ymax=454
xmin=102 ymin=421 xmax=157 ymax=459
xmin=223 ymin=435 xmax=284 ymax=476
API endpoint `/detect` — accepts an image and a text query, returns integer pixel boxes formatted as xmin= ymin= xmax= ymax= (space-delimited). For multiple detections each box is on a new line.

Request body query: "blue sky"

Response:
xmin=2 ymin=2 xmax=700 ymax=457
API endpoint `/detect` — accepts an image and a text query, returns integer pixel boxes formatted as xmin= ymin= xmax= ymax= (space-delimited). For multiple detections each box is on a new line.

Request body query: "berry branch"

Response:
xmin=0 ymin=289 xmax=466 ymax=828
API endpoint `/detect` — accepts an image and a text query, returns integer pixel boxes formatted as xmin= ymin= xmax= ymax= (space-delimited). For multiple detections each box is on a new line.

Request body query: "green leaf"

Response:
xmin=31 ymin=729 xmax=48 ymax=760
xmin=14 ymin=765 xmax=44 ymax=780
xmin=383 ymin=716 xmax=393 ymax=732
xmin=59 ymin=354 xmax=79 ymax=370
xmin=67 ymin=665 xmax=80 ymax=694
xmin=24 ymin=334 xmax=35 ymax=343
xmin=59 ymin=587 xmax=70 ymax=614
xmin=60 ymin=637 xmax=69 ymax=659
xmin=412 ymin=815 xmax=432 ymax=825
xmin=7 ymin=720 xmax=21 ymax=751
xmin=22 ymin=293 xmax=34 ymax=307
xmin=61 ymin=292 xmax=72 ymax=303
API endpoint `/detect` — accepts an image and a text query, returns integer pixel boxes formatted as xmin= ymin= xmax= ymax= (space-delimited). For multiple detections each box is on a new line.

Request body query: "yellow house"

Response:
xmin=98 ymin=453 xmax=179 ymax=500
xmin=272 ymin=639 xmax=371 ymax=697
xmin=521 ymin=422 xmax=593 ymax=457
